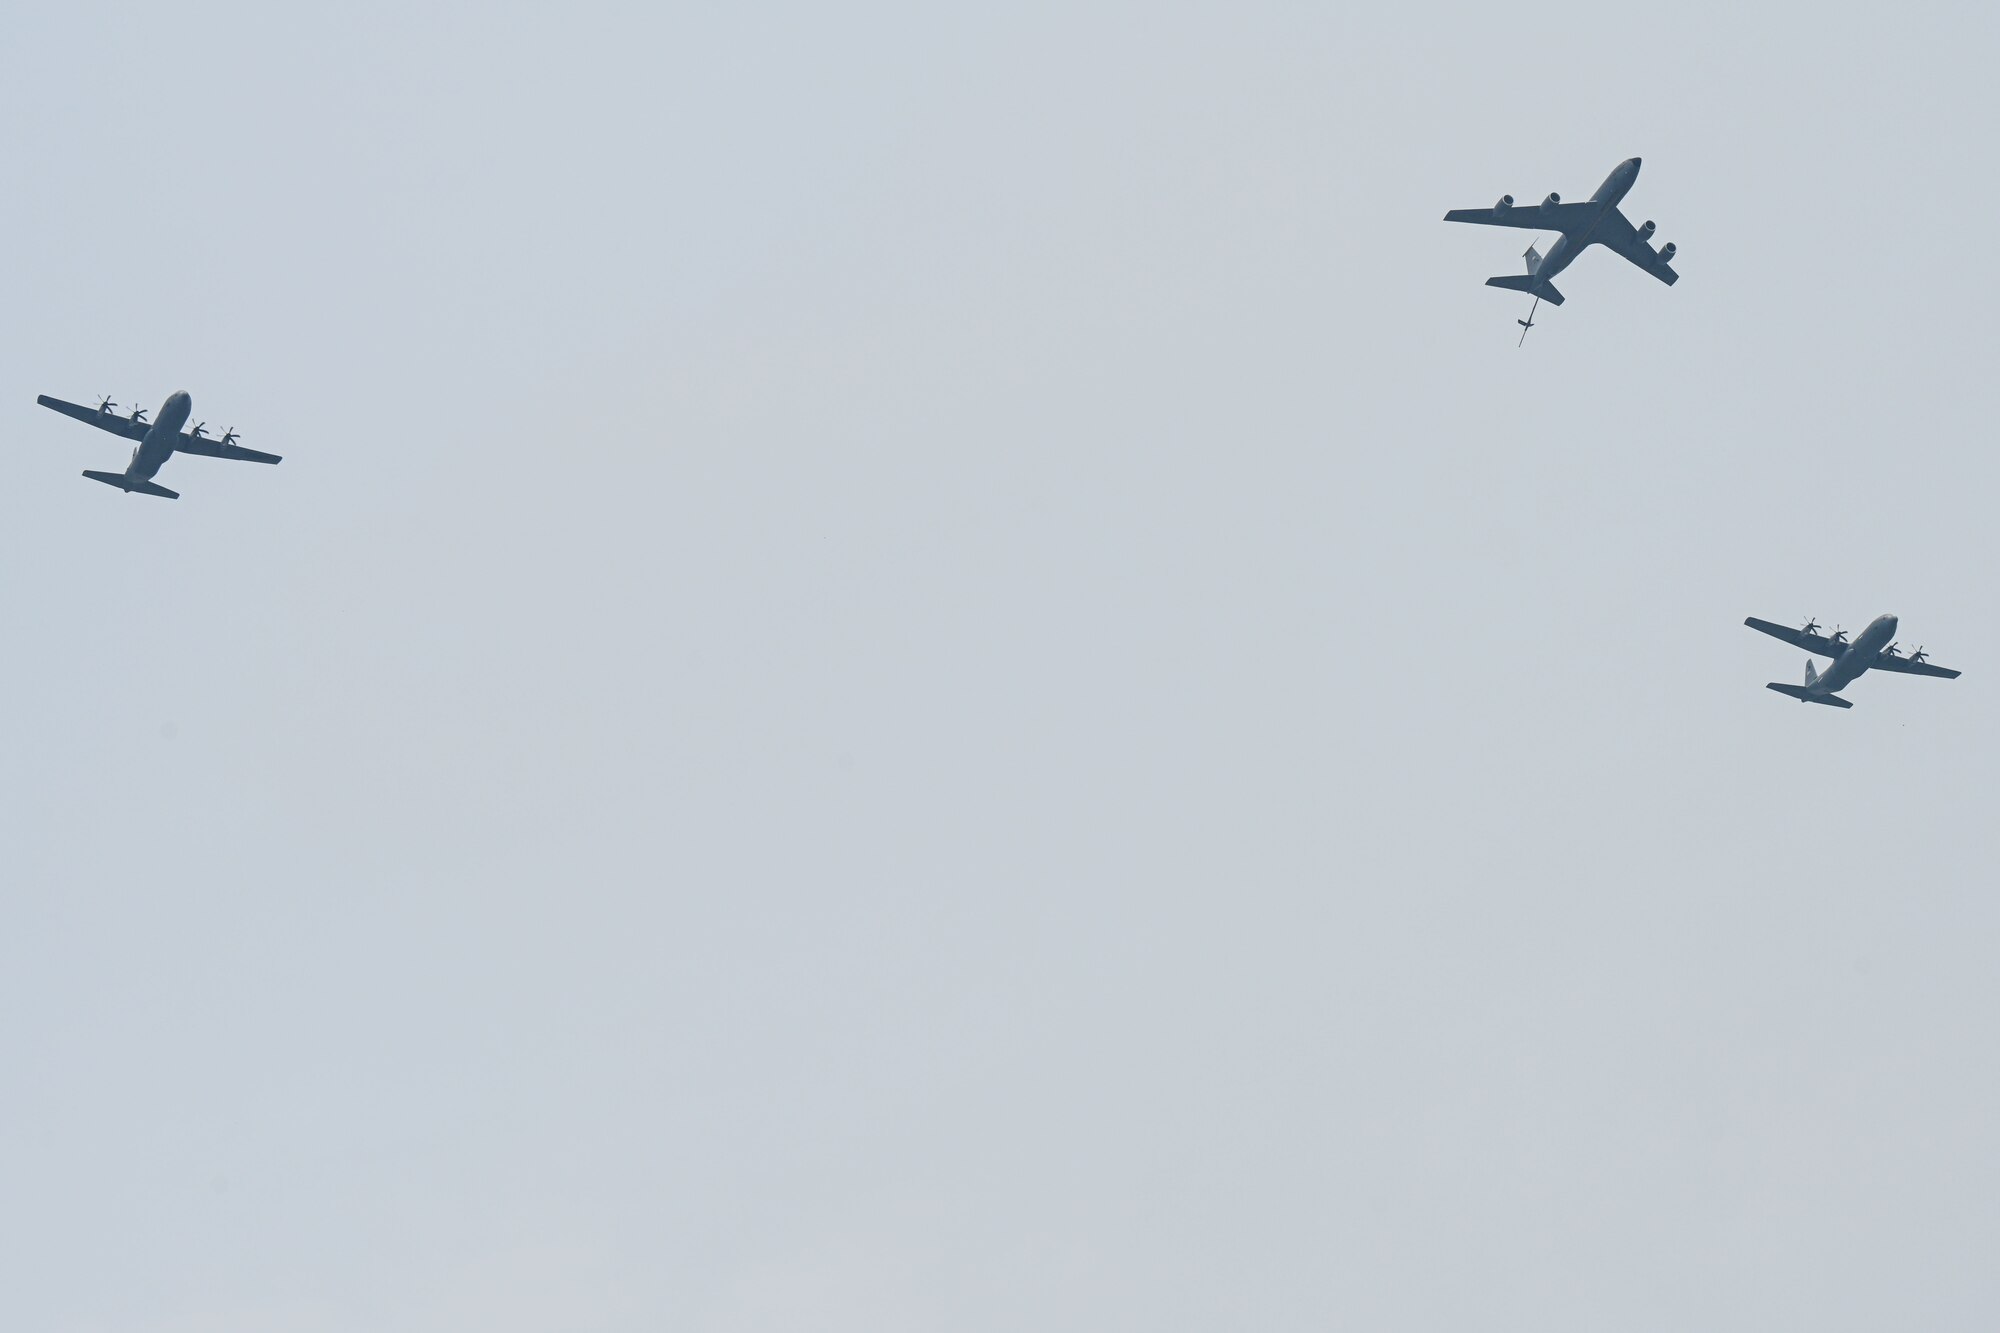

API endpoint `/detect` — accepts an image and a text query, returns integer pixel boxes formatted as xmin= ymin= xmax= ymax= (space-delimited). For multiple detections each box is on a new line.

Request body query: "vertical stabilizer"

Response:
xmin=1804 ymin=660 xmax=1819 ymax=687
xmin=1523 ymin=241 xmax=1543 ymax=274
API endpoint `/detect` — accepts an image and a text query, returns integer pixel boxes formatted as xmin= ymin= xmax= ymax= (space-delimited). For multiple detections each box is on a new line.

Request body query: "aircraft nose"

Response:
xmin=1627 ymin=157 xmax=1642 ymax=171
xmin=168 ymin=390 xmax=191 ymax=406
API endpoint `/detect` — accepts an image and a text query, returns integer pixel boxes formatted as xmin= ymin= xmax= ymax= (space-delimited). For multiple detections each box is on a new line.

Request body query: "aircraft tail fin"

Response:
xmin=1485 ymin=274 xmax=1565 ymax=306
xmin=82 ymin=469 xmax=179 ymax=499
xmin=1804 ymin=660 xmax=1820 ymax=687
xmin=1524 ymin=242 xmax=1543 ymax=274
xmin=1766 ymin=682 xmax=1853 ymax=708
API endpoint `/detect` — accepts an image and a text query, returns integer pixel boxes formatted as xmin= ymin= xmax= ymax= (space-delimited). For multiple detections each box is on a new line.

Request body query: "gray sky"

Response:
xmin=4 ymin=2 xmax=1999 ymax=1329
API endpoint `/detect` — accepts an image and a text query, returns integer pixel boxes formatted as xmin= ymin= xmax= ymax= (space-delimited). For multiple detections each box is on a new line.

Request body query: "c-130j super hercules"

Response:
xmin=36 ymin=391 xmax=279 ymax=499
xmin=1744 ymin=615 xmax=1961 ymax=709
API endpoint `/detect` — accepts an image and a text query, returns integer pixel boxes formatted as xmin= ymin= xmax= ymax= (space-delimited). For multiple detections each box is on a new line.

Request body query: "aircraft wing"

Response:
xmin=1599 ymin=208 xmax=1679 ymax=286
xmin=174 ymin=434 xmax=282 ymax=465
xmin=1444 ymin=201 xmax=1600 ymax=233
xmin=1871 ymin=652 xmax=1961 ymax=679
xmin=36 ymin=395 xmax=149 ymax=441
xmin=1744 ymin=617 xmax=1848 ymax=658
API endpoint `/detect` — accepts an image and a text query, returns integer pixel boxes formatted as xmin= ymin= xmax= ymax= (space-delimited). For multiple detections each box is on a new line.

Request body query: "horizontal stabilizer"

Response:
xmin=82 ymin=469 xmax=179 ymax=499
xmin=1485 ymin=274 xmax=1564 ymax=306
xmin=1766 ymin=683 xmax=1852 ymax=708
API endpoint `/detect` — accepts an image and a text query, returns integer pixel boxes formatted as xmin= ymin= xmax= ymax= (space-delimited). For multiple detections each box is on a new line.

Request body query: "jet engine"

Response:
xmin=1495 ymin=194 xmax=1514 ymax=211
xmin=1541 ymin=192 xmax=1561 ymax=207
xmin=1658 ymin=242 xmax=1677 ymax=262
xmin=1637 ymin=219 xmax=1656 ymax=241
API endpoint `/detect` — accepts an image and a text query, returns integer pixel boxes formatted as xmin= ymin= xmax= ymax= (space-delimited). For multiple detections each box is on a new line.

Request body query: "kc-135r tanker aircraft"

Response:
xmin=36 ymin=391 xmax=279 ymax=499
xmin=1744 ymin=614 xmax=1961 ymax=709
xmin=1444 ymin=157 xmax=1679 ymax=333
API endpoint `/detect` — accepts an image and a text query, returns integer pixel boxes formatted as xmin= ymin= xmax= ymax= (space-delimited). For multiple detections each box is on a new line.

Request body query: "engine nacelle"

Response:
xmin=1658 ymin=242 xmax=1677 ymax=262
xmin=1637 ymin=219 xmax=1656 ymax=241
xmin=1495 ymin=194 xmax=1514 ymax=211
xmin=1542 ymin=192 xmax=1561 ymax=207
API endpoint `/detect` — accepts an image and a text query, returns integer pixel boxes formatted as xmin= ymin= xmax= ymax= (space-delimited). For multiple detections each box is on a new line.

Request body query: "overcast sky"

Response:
xmin=4 ymin=2 xmax=1999 ymax=1330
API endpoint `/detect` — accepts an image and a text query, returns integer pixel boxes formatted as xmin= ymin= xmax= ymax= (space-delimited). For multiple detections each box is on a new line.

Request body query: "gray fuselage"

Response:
xmin=1533 ymin=157 xmax=1641 ymax=281
xmin=128 ymin=391 xmax=192 ymax=481
xmin=1812 ymin=613 xmax=1899 ymax=693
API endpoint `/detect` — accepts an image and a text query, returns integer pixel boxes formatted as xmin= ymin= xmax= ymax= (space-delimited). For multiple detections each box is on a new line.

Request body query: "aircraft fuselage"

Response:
xmin=1813 ymin=613 xmax=1898 ymax=693
xmin=1532 ymin=157 xmax=1642 ymax=282
xmin=125 ymin=391 xmax=192 ymax=481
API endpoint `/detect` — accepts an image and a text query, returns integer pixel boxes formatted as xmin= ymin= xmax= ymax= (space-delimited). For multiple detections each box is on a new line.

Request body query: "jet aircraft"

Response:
xmin=1444 ymin=157 xmax=1679 ymax=315
xmin=36 ymin=391 xmax=279 ymax=499
xmin=1744 ymin=614 xmax=1960 ymax=709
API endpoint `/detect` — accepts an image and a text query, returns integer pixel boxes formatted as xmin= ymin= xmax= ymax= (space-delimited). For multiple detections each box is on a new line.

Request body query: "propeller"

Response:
xmin=190 ymin=421 xmax=208 ymax=439
xmin=220 ymin=428 xmax=239 ymax=446
xmin=129 ymin=398 xmax=147 ymax=424
xmin=1802 ymin=618 xmax=1820 ymax=634
xmin=96 ymin=396 xmax=117 ymax=414
xmin=1911 ymin=647 xmax=1929 ymax=664
xmin=1884 ymin=642 xmax=1902 ymax=657
xmin=1831 ymin=625 xmax=1848 ymax=644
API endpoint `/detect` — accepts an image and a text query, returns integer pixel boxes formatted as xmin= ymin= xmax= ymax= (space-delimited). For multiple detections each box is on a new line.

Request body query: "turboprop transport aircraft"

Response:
xmin=36 ymin=391 xmax=279 ymax=499
xmin=1444 ymin=157 xmax=1679 ymax=317
xmin=1744 ymin=614 xmax=1961 ymax=709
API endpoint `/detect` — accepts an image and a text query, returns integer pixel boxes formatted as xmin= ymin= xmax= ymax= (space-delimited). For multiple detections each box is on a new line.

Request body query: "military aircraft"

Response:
xmin=36 ymin=391 xmax=279 ymax=499
xmin=1744 ymin=614 xmax=1960 ymax=709
xmin=1444 ymin=157 xmax=1679 ymax=315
